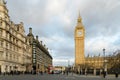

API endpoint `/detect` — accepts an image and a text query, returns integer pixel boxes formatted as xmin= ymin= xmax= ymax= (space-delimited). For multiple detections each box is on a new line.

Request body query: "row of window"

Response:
xmin=0 ymin=20 xmax=23 ymax=34
xmin=32 ymin=45 xmax=52 ymax=66
xmin=5 ymin=65 xmax=18 ymax=72
xmin=0 ymin=40 xmax=19 ymax=51
xmin=0 ymin=28 xmax=28 ymax=46
xmin=86 ymin=61 xmax=103 ymax=63
xmin=6 ymin=52 xmax=19 ymax=62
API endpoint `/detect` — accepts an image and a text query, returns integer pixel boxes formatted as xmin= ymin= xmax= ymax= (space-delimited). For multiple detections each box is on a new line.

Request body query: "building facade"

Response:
xmin=74 ymin=14 xmax=105 ymax=75
xmin=85 ymin=56 xmax=104 ymax=75
xmin=0 ymin=0 xmax=32 ymax=73
xmin=54 ymin=66 xmax=65 ymax=72
xmin=74 ymin=14 xmax=85 ymax=68
xmin=27 ymin=28 xmax=52 ymax=73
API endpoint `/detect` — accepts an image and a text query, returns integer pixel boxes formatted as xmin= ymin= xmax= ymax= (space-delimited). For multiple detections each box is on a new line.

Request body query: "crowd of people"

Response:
xmin=0 ymin=70 xmax=119 ymax=78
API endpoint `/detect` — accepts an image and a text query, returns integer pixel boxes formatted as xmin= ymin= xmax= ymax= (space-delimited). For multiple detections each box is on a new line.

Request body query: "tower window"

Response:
xmin=17 ymin=27 xmax=19 ymax=31
xmin=0 ymin=29 xmax=2 ymax=36
xmin=0 ymin=21 xmax=2 ymax=26
xmin=6 ymin=52 xmax=8 ymax=60
xmin=0 ymin=40 xmax=3 ymax=47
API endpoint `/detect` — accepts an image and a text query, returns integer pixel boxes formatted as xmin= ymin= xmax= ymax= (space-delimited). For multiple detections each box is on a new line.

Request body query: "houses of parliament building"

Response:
xmin=74 ymin=13 xmax=120 ymax=75
xmin=74 ymin=14 xmax=107 ymax=75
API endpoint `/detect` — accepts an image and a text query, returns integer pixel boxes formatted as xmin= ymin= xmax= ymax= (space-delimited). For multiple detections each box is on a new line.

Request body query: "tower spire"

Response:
xmin=78 ymin=11 xmax=80 ymax=18
xmin=77 ymin=11 xmax=82 ymax=23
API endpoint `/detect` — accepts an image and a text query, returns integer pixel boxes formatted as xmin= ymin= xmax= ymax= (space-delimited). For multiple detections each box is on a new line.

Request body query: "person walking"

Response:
xmin=103 ymin=71 xmax=106 ymax=78
xmin=115 ymin=72 xmax=118 ymax=78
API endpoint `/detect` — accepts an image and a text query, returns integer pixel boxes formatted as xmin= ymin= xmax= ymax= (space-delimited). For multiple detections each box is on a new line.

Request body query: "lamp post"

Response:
xmin=68 ymin=59 xmax=70 ymax=67
xmin=103 ymin=48 xmax=106 ymax=77
xmin=103 ymin=48 xmax=105 ymax=70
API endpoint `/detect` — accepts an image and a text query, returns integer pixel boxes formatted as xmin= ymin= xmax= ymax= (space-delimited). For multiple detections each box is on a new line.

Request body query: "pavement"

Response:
xmin=0 ymin=73 xmax=119 ymax=80
xmin=73 ymin=73 xmax=120 ymax=80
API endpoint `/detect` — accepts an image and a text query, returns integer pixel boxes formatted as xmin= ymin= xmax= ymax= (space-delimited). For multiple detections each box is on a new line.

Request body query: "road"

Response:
xmin=0 ymin=73 xmax=119 ymax=80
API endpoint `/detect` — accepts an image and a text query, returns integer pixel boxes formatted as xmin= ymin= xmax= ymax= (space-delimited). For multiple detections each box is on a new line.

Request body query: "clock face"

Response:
xmin=78 ymin=31 xmax=82 ymax=36
xmin=77 ymin=30 xmax=82 ymax=37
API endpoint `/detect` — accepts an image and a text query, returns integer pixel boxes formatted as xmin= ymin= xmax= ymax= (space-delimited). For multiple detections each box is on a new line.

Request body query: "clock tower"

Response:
xmin=74 ymin=14 xmax=85 ymax=67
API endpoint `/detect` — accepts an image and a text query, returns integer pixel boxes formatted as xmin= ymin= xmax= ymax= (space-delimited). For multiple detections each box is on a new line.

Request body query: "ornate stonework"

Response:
xmin=0 ymin=0 xmax=32 ymax=73
xmin=74 ymin=14 xmax=85 ymax=66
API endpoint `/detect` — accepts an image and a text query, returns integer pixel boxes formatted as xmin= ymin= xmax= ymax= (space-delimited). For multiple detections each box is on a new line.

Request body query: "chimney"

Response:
xmin=36 ymin=35 xmax=38 ymax=40
xmin=29 ymin=27 xmax=32 ymax=34
xmin=40 ymin=41 xmax=42 ymax=45
xmin=20 ymin=22 xmax=23 ymax=26
xmin=44 ymin=44 xmax=46 ymax=48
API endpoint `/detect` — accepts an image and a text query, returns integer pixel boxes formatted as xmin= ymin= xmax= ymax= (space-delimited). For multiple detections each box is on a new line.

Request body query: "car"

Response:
xmin=53 ymin=70 xmax=61 ymax=74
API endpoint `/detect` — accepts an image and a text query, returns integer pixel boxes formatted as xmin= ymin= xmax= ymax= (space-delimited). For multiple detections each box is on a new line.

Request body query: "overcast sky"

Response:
xmin=6 ymin=0 xmax=120 ymax=66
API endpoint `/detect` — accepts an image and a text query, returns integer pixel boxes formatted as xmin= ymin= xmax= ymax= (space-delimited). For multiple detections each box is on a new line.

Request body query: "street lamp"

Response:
xmin=68 ymin=59 xmax=70 ymax=67
xmin=103 ymin=48 xmax=106 ymax=77
xmin=103 ymin=48 xmax=105 ymax=70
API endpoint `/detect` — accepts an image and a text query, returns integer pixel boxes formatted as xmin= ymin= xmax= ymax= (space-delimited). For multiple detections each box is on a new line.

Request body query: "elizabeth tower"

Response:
xmin=74 ymin=14 xmax=85 ymax=67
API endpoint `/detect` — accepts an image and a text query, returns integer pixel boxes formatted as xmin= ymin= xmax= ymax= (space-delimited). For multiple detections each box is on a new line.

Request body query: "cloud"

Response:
xmin=40 ymin=34 xmax=74 ymax=58
xmin=85 ymin=34 xmax=120 ymax=56
xmin=53 ymin=58 xmax=74 ymax=66
xmin=6 ymin=0 xmax=120 ymax=66
xmin=6 ymin=0 xmax=48 ymax=25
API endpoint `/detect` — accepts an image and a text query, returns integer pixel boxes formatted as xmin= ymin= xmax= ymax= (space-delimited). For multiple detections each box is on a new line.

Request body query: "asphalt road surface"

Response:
xmin=0 ymin=73 xmax=119 ymax=80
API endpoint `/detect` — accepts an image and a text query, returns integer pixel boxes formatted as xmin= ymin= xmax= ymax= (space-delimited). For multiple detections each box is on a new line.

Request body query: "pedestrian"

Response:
xmin=51 ymin=71 xmax=54 ymax=74
xmin=66 ymin=71 xmax=68 ymax=75
xmin=40 ymin=71 xmax=43 ymax=75
xmin=63 ymin=71 xmax=65 ymax=75
xmin=115 ymin=72 xmax=118 ymax=78
xmin=103 ymin=71 xmax=106 ymax=78
xmin=85 ymin=72 xmax=87 ymax=76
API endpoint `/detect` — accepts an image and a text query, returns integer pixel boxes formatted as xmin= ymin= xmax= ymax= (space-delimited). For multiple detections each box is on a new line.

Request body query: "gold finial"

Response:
xmin=77 ymin=11 xmax=82 ymax=23
xmin=78 ymin=10 xmax=80 ymax=18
